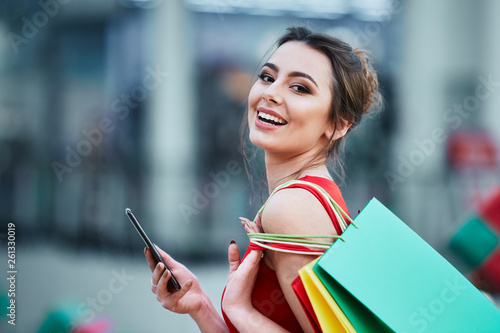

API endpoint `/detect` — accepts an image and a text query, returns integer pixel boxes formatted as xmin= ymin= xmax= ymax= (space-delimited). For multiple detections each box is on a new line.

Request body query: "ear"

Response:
xmin=324 ymin=118 xmax=352 ymax=141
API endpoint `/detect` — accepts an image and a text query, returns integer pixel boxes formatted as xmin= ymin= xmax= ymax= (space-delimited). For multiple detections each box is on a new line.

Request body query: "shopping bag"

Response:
xmin=314 ymin=198 xmax=500 ymax=333
xmin=291 ymin=275 xmax=322 ymax=333
xmin=298 ymin=258 xmax=356 ymax=332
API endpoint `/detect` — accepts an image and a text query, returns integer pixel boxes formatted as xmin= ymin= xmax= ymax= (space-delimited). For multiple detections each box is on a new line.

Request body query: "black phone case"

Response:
xmin=126 ymin=208 xmax=181 ymax=290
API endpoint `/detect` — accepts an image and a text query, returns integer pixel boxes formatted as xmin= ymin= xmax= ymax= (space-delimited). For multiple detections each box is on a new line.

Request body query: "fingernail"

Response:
xmin=163 ymin=268 xmax=170 ymax=277
xmin=185 ymin=280 xmax=193 ymax=288
xmin=230 ymin=240 xmax=236 ymax=245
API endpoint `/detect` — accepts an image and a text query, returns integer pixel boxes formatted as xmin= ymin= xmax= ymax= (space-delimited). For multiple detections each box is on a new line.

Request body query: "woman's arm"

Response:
xmin=260 ymin=187 xmax=340 ymax=333
xmin=146 ymin=247 xmax=228 ymax=333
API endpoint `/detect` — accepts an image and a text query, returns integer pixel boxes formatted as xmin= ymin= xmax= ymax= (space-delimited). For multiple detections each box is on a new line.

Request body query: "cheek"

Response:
xmin=291 ymin=100 xmax=330 ymax=125
xmin=247 ymin=83 xmax=261 ymax=121
xmin=291 ymin=102 xmax=332 ymax=138
xmin=248 ymin=83 xmax=262 ymax=108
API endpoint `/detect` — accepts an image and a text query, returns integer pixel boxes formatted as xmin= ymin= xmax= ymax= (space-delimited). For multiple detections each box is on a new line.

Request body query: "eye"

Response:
xmin=258 ymin=73 xmax=274 ymax=83
xmin=291 ymin=84 xmax=310 ymax=94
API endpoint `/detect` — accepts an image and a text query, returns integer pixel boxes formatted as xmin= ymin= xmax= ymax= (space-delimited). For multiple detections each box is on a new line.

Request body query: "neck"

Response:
xmin=264 ymin=151 xmax=331 ymax=193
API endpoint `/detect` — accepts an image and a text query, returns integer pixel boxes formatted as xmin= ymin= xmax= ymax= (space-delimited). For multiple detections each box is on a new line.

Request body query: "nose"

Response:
xmin=262 ymin=83 xmax=283 ymax=105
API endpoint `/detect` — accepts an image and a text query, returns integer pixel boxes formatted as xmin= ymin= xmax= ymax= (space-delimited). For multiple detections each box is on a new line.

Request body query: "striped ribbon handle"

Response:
xmin=248 ymin=180 xmax=358 ymax=255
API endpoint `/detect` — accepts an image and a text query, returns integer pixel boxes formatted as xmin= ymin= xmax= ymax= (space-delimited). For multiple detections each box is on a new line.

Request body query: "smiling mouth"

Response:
xmin=258 ymin=111 xmax=288 ymax=126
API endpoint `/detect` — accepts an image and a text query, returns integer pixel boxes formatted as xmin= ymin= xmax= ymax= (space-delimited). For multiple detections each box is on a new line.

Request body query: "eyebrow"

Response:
xmin=262 ymin=62 xmax=319 ymax=88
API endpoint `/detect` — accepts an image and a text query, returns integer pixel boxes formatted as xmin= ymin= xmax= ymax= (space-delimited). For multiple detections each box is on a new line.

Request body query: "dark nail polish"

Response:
xmin=230 ymin=240 xmax=236 ymax=245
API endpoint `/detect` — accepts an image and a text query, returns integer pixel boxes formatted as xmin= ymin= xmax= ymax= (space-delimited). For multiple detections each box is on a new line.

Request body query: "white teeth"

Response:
xmin=258 ymin=111 xmax=286 ymax=125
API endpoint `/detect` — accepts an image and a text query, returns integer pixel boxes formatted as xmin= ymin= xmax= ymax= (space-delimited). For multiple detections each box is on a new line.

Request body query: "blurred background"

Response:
xmin=0 ymin=0 xmax=499 ymax=331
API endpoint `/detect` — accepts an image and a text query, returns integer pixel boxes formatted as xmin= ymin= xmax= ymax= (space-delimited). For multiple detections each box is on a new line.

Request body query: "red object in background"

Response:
xmin=446 ymin=131 xmax=500 ymax=293
xmin=473 ymin=188 xmax=500 ymax=293
xmin=447 ymin=130 xmax=498 ymax=171
xmin=474 ymin=250 xmax=500 ymax=293
xmin=479 ymin=188 xmax=500 ymax=233
xmin=73 ymin=319 xmax=111 ymax=333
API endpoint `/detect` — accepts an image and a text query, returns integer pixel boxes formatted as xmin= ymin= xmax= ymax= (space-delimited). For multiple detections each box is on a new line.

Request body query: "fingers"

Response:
xmin=234 ymin=250 xmax=263 ymax=284
xmin=239 ymin=250 xmax=263 ymax=290
xmin=163 ymin=279 xmax=193 ymax=306
xmin=239 ymin=217 xmax=250 ymax=232
xmin=228 ymin=241 xmax=241 ymax=276
xmin=155 ymin=267 xmax=171 ymax=297
xmin=155 ymin=268 xmax=193 ymax=307
xmin=151 ymin=262 xmax=166 ymax=292
xmin=242 ymin=249 xmax=263 ymax=268
xmin=239 ymin=217 xmax=261 ymax=233
xmin=239 ymin=217 xmax=252 ymax=224
xmin=144 ymin=248 xmax=158 ymax=272
xmin=255 ymin=213 xmax=263 ymax=231
xmin=226 ymin=249 xmax=262 ymax=297
xmin=242 ymin=221 xmax=253 ymax=233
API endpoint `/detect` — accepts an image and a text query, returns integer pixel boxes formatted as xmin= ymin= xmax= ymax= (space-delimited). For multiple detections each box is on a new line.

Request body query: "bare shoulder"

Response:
xmin=260 ymin=186 xmax=339 ymax=332
xmin=261 ymin=187 xmax=337 ymax=236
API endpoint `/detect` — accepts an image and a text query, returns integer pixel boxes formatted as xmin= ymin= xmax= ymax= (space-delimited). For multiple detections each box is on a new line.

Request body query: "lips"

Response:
xmin=256 ymin=108 xmax=288 ymax=127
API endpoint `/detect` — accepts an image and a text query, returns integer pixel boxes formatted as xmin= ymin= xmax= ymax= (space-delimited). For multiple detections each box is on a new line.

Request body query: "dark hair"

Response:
xmin=242 ymin=26 xmax=382 ymax=192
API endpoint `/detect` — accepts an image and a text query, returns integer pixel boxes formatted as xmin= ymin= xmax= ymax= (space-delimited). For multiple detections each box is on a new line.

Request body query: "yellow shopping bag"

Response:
xmin=299 ymin=258 xmax=356 ymax=333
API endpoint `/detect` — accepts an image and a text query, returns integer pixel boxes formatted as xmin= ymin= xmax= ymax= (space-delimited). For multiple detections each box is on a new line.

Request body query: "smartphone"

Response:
xmin=125 ymin=208 xmax=181 ymax=291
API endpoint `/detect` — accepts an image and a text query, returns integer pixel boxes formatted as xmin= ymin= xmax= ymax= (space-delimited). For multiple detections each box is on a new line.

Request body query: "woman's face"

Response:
xmin=248 ymin=41 xmax=334 ymax=159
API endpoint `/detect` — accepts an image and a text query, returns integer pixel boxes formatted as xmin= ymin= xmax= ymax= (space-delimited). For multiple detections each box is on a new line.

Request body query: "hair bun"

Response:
xmin=353 ymin=48 xmax=382 ymax=115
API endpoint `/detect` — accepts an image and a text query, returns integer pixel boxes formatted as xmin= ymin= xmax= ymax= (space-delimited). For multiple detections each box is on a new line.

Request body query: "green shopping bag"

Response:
xmin=314 ymin=198 xmax=500 ymax=333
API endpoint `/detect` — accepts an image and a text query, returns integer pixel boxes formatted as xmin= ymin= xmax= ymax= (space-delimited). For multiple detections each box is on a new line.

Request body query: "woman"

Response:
xmin=146 ymin=26 xmax=381 ymax=332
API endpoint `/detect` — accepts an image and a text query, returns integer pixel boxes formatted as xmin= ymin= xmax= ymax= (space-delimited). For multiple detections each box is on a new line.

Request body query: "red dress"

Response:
xmin=221 ymin=176 xmax=350 ymax=332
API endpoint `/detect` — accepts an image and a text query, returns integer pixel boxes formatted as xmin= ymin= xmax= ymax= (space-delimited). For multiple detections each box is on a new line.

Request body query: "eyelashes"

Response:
xmin=292 ymin=84 xmax=310 ymax=94
xmin=257 ymin=73 xmax=274 ymax=82
xmin=257 ymin=73 xmax=311 ymax=94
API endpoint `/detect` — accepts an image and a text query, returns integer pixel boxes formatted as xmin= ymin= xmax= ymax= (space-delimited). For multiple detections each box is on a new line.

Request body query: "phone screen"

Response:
xmin=125 ymin=208 xmax=181 ymax=291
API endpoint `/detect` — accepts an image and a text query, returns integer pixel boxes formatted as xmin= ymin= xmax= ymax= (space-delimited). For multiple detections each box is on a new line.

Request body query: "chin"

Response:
xmin=249 ymin=135 xmax=287 ymax=155
xmin=248 ymin=131 xmax=271 ymax=151
xmin=248 ymin=131 xmax=263 ymax=148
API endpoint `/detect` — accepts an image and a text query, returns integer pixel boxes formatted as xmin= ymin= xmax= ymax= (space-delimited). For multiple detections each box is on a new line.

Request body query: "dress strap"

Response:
xmin=248 ymin=180 xmax=356 ymax=255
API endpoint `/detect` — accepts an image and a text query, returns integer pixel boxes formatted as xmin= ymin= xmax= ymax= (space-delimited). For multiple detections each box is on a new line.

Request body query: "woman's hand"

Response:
xmin=222 ymin=241 xmax=262 ymax=313
xmin=240 ymin=214 xmax=263 ymax=234
xmin=145 ymin=247 xmax=229 ymax=332
xmin=145 ymin=246 xmax=204 ymax=315
xmin=222 ymin=242 xmax=289 ymax=332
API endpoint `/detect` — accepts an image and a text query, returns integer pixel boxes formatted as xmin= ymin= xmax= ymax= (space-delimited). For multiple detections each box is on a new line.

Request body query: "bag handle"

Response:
xmin=247 ymin=180 xmax=358 ymax=255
